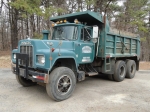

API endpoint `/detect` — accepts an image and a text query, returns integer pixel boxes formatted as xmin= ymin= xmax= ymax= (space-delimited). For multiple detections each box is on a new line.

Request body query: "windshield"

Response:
xmin=52 ymin=26 xmax=78 ymax=40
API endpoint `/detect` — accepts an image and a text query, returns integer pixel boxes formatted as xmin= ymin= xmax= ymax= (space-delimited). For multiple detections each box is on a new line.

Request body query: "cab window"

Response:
xmin=81 ymin=27 xmax=92 ymax=41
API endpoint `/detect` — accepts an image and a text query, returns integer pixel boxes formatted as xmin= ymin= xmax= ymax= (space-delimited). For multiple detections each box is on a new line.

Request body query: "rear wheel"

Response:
xmin=126 ymin=60 xmax=136 ymax=79
xmin=113 ymin=60 xmax=126 ymax=82
xmin=16 ymin=75 xmax=36 ymax=87
xmin=46 ymin=67 xmax=76 ymax=101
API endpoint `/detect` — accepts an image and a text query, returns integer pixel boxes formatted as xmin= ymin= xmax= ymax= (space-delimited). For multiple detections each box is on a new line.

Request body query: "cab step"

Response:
xmin=87 ymin=72 xmax=98 ymax=76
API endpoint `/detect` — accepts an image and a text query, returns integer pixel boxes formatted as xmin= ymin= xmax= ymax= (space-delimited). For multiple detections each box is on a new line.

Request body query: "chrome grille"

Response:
xmin=20 ymin=46 xmax=33 ymax=67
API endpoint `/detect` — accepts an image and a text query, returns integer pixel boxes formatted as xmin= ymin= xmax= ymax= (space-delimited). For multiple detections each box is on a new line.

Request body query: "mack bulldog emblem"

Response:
xmin=21 ymin=41 xmax=31 ymax=45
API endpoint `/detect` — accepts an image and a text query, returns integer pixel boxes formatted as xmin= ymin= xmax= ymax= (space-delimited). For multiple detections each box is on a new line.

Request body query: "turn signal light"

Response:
xmin=52 ymin=23 xmax=55 ymax=27
xmin=56 ymin=21 xmax=59 ymax=24
xmin=74 ymin=19 xmax=79 ymax=24
xmin=64 ymin=20 xmax=67 ymax=23
xmin=51 ymin=48 xmax=55 ymax=52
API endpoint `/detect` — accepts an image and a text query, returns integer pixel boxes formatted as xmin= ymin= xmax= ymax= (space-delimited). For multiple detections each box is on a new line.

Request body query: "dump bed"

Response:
xmin=50 ymin=10 xmax=140 ymax=59
xmin=50 ymin=11 xmax=103 ymax=27
xmin=98 ymin=31 xmax=140 ymax=59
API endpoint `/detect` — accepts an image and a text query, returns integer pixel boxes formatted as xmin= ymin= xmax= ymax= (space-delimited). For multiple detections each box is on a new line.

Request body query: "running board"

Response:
xmin=87 ymin=72 xmax=98 ymax=76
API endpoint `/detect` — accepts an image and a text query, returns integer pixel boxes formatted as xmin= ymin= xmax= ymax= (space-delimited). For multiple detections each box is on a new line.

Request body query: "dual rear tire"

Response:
xmin=113 ymin=60 xmax=126 ymax=82
xmin=126 ymin=60 xmax=136 ymax=78
xmin=109 ymin=60 xmax=136 ymax=82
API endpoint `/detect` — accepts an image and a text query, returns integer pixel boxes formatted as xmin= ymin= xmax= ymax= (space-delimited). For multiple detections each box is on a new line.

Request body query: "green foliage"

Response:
xmin=33 ymin=32 xmax=43 ymax=39
xmin=9 ymin=0 xmax=66 ymax=19
xmin=85 ymin=0 xmax=95 ymax=6
xmin=115 ymin=0 xmax=150 ymax=34
xmin=131 ymin=20 xmax=148 ymax=33
xmin=42 ymin=6 xmax=66 ymax=19
xmin=9 ymin=0 xmax=42 ymax=16
xmin=140 ymin=37 xmax=147 ymax=41
xmin=109 ymin=3 xmax=122 ymax=12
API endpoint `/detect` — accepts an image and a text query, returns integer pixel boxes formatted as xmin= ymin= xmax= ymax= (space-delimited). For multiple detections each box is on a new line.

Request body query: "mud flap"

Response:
xmin=77 ymin=71 xmax=85 ymax=81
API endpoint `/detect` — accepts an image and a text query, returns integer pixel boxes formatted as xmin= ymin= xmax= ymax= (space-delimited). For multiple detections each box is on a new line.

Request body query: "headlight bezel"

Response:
xmin=37 ymin=55 xmax=45 ymax=65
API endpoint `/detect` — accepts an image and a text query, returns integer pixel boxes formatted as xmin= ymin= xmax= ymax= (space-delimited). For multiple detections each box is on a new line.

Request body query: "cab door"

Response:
xmin=75 ymin=27 xmax=95 ymax=64
xmin=79 ymin=42 xmax=94 ymax=63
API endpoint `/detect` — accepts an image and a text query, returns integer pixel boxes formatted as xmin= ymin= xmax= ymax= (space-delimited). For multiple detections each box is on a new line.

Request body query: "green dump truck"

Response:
xmin=11 ymin=11 xmax=140 ymax=101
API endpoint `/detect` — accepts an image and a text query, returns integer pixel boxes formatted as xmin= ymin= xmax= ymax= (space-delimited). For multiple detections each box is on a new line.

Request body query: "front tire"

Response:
xmin=113 ymin=60 xmax=126 ymax=82
xmin=126 ymin=60 xmax=136 ymax=79
xmin=16 ymin=75 xmax=36 ymax=87
xmin=46 ymin=67 xmax=76 ymax=101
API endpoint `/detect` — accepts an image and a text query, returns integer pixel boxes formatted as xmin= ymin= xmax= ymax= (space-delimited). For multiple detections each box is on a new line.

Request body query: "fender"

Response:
xmin=50 ymin=49 xmax=78 ymax=71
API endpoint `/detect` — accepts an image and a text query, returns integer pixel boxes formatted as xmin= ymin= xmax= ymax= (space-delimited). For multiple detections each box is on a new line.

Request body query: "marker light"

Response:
xmin=51 ymin=48 xmax=55 ymax=52
xmin=74 ymin=19 xmax=79 ymax=24
xmin=64 ymin=20 xmax=67 ymax=23
xmin=56 ymin=21 xmax=59 ymax=24
xmin=52 ymin=23 xmax=55 ymax=27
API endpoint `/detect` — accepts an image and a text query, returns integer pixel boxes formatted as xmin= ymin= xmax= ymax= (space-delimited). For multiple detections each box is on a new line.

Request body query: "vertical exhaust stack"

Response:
xmin=42 ymin=30 xmax=50 ymax=40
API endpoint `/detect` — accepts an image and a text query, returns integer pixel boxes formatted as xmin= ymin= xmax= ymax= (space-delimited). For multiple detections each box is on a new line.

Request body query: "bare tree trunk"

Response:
xmin=30 ymin=14 xmax=36 ymax=37
xmin=37 ymin=16 xmax=41 ymax=34
xmin=8 ymin=0 xmax=19 ymax=50
xmin=1 ymin=25 xmax=4 ymax=50
xmin=21 ymin=19 xmax=24 ymax=39
xmin=10 ymin=9 xmax=18 ymax=49
xmin=26 ymin=16 xmax=29 ymax=37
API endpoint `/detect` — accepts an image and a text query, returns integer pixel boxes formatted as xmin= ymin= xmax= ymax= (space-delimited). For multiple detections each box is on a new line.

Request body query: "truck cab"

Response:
xmin=11 ymin=11 xmax=140 ymax=101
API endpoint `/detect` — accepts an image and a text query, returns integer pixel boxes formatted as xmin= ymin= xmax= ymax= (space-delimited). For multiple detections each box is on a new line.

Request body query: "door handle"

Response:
xmin=76 ymin=43 xmax=81 ymax=46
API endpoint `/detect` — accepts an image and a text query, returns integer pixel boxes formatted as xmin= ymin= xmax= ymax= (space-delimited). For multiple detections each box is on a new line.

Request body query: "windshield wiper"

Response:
xmin=62 ymin=38 xmax=70 ymax=41
xmin=54 ymin=38 xmax=60 ymax=40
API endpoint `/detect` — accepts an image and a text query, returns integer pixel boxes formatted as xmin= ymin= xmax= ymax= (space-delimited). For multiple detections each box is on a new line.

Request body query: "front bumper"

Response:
xmin=11 ymin=62 xmax=49 ymax=83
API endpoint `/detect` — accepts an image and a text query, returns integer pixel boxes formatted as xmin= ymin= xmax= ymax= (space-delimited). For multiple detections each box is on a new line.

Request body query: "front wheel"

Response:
xmin=16 ymin=75 xmax=36 ymax=87
xmin=46 ymin=67 xmax=76 ymax=101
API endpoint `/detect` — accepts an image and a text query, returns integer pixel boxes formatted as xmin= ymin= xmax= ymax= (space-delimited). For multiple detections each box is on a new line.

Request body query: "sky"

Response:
xmin=117 ymin=1 xmax=124 ymax=6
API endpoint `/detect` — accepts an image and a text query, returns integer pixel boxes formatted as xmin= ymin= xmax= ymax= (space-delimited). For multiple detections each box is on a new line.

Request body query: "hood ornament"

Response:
xmin=47 ymin=42 xmax=53 ymax=46
xmin=26 ymin=35 xmax=30 ymax=39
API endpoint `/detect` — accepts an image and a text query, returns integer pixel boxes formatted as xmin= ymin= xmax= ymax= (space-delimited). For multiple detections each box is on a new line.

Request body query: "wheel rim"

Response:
xmin=120 ymin=65 xmax=125 ymax=77
xmin=130 ymin=64 xmax=135 ymax=74
xmin=57 ymin=75 xmax=72 ymax=95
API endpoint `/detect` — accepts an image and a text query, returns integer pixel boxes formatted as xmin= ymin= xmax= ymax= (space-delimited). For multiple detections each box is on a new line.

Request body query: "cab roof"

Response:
xmin=50 ymin=11 xmax=103 ymax=27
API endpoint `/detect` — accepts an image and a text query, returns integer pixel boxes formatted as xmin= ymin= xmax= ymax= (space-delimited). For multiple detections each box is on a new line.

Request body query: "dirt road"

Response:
xmin=0 ymin=69 xmax=150 ymax=112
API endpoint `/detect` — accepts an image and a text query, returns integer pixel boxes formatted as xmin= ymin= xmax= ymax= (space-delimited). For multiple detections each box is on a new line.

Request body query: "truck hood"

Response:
xmin=18 ymin=39 xmax=75 ymax=51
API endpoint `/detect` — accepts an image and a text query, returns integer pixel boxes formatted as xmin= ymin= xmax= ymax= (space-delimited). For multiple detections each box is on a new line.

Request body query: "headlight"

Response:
xmin=37 ymin=55 xmax=45 ymax=64
xmin=41 ymin=56 xmax=45 ymax=64
xmin=13 ymin=53 xmax=16 ymax=59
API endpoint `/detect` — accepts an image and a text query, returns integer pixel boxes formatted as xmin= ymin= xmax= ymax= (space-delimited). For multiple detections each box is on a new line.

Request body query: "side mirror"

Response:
xmin=92 ymin=26 xmax=98 ymax=38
